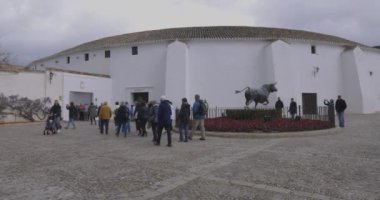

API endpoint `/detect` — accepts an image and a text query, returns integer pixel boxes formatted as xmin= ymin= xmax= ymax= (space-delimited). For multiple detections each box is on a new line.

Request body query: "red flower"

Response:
xmin=204 ymin=117 xmax=330 ymax=132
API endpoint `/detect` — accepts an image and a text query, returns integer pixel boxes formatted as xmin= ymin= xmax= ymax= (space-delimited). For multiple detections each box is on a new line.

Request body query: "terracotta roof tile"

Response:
xmin=30 ymin=26 xmax=369 ymax=65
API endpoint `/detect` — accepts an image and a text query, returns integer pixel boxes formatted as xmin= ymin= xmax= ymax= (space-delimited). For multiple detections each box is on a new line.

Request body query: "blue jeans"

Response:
xmin=337 ymin=112 xmax=345 ymax=127
xmin=123 ymin=120 xmax=131 ymax=133
xmin=179 ymin=121 xmax=189 ymax=141
xmin=66 ymin=118 xmax=76 ymax=129
xmin=100 ymin=119 xmax=109 ymax=134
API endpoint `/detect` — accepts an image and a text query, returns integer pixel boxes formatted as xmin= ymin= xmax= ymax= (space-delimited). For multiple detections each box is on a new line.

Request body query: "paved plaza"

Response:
xmin=0 ymin=114 xmax=379 ymax=200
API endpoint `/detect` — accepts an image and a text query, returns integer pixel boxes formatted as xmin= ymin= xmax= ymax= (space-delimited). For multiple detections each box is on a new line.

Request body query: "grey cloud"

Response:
xmin=1 ymin=0 xmax=131 ymax=65
xmin=249 ymin=0 xmax=380 ymax=46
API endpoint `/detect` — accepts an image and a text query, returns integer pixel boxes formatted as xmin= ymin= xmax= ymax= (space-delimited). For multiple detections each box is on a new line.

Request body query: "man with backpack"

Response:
xmin=156 ymin=96 xmax=172 ymax=147
xmin=190 ymin=94 xmax=206 ymax=141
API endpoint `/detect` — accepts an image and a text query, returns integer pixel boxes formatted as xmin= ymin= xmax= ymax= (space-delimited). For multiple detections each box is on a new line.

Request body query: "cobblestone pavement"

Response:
xmin=0 ymin=114 xmax=379 ymax=200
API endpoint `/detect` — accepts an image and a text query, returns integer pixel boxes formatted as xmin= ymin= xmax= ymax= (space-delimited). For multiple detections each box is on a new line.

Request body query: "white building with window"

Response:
xmin=0 ymin=64 xmax=111 ymax=122
xmin=27 ymin=26 xmax=380 ymax=114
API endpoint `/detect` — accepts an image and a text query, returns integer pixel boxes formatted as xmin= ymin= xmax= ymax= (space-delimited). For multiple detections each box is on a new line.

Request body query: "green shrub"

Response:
xmin=225 ymin=109 xmax=281 ymax=120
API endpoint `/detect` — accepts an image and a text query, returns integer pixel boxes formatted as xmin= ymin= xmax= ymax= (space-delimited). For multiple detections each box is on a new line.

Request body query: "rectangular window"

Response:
xmin=311 ymin=45 xmax=316 ymax=54
xmin=105 ymin=50 xmax=111 ymax=58
xmin=132 ymin=46 xmax=138 ymax=55
xmin=67 ymin=56 xmax=70 ymax=64
xmin=85 ymin=53 xmax=89 ymax=61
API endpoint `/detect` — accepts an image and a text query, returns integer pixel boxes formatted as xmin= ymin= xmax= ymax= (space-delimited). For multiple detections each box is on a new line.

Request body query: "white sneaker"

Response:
xmin=57 ymin=129 xmax=61 ymax=133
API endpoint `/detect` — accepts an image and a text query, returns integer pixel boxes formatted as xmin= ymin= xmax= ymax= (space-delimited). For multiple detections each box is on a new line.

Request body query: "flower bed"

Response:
xmin=204 ymin=117 xmax=331 ymax=132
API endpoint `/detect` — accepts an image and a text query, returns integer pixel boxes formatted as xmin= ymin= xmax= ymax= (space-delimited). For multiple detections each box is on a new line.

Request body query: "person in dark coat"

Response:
xmin=275 ymin=97 xmax=284 ymax=110
xmin=335 ymin=95 xmax=347 ymax=127
xmin=156 ymin=96 xmax=172 ymax=147
xmin=88 ymin=102 xmax=98 ymax=125
xmin=178 ymin=97 xmax=190 ymax=142
xmin=65 ymin=102 xmax=77 ymax=129
xmin=137 ymin=102 xmax=149 ymax=137
xmin=115 ymin=102 xmax=128 ymax=137
xmin=50 ymin=100 xmax=62 ymax=132
xmin=288 ymin=98 xmax=297 ymax=120
xmin=148 ymin=101 xmax=159 ymax=143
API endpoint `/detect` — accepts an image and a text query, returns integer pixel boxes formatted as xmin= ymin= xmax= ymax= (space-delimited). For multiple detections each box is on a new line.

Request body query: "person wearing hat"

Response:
xmin=156 ymin=95 xmax=172 ymax=147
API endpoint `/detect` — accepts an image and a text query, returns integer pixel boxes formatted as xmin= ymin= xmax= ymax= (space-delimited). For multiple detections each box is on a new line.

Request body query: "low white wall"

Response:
xmin=62 ymin=73 xmax=112 ymax=120
xmin=0 ymin=71 xmax=46 ymax=123
xmin=0 ymin=71 xmax=45 ymax=99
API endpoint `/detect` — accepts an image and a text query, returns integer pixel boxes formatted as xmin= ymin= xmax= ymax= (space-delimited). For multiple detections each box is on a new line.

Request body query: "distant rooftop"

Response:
xmin=30 ymin=26 xmax=370 ymax=65
xmin=0 ymin=63 xmax=25 ymax=72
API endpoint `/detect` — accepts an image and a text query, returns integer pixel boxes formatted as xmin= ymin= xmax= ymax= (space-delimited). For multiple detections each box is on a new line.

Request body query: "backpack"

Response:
xmin=148 ymin=105 xmax=159 ymax=123
xmin=198 ymin=100 xmax=207 ymax=116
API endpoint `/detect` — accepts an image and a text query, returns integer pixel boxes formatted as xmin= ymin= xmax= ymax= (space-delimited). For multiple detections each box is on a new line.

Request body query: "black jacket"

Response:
xmin=66 ymin=104 xmax=77 ymax=118
xmin=275 ymin=100 xmax=284 ymax=109
xmin=50 ymin=104 xmax=61 ymax=117
xmin=116 ymin=105 xmax=128 ymax=123
xmin=335 ymin=99 xmax=347 ymax=113
xmin=289 ymin=102 xmax=297 ymax=114
xmin=178 ymin=102 xmax=190 ymax=123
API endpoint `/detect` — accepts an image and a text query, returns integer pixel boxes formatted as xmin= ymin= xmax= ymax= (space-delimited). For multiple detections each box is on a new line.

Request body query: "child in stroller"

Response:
xmin=43 ymin=114 xmax=58 ymax=135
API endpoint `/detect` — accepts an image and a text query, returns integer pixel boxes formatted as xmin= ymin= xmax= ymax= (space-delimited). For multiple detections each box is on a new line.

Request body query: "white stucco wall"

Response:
xmin=0 ymin=71 xmax=45 ymax=99
xmin=45 ymin=70 xmax=64 ymax=105
xmin=165 ymin=40 xmax=189 ymax=108
xmin=284 ymin=42 xmax=345 ymax=108
xmin=62 ymin=73 xmax=112 ymax=120
xmin=26 ymin=37 xmax=380 ymax=114
xmin=32 ymin=49 xmax=111 ymax=75
xmin=361 ymin=50 xmax=380 ymax=112
xmin=186 ymin=40 xmax=269 ymax=108
xmin=354 ymin=48 xmax=380 ymax=113
xmin=341 ymin=48 xmax=363 ymax=113
xmin=268 ymin=40 xmax=296 ymax=107
xmin=109 ymin=43 xmax=168 ymax=105
xmin=0 ymin=71 xmax=47 ymax=123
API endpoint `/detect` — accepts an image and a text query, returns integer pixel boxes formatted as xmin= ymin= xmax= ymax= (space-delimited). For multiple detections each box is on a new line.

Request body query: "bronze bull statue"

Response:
xmin=235 ymin=83 xmax=277 ymax=108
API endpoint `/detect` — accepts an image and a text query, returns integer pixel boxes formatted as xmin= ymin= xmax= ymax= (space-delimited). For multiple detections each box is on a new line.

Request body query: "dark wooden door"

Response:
xmin=302 ymin=93 xmax=317 ymax=114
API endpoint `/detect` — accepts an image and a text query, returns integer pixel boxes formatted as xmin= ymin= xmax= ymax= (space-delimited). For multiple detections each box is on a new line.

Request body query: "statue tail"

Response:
xmin=235 ymin=87 xmax=250 ymax=94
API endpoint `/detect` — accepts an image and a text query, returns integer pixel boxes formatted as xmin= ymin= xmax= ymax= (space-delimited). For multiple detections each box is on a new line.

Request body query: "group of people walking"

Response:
xmin=49 ymin=94 xmax=208 ymax=147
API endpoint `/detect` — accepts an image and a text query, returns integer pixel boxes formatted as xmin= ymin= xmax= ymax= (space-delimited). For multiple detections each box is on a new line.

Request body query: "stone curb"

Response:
xmin=174 ymin=127 xmax=342 ymax=139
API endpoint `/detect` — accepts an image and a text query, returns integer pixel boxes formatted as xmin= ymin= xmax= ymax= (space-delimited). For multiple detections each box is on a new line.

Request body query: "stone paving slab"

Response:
xmin=0 ymin=114 xmax=380 ymax=199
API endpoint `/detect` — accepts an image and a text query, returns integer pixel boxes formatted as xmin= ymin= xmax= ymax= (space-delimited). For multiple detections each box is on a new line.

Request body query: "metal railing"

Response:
xmin=198 ymin=106 xmax=329 ymax=121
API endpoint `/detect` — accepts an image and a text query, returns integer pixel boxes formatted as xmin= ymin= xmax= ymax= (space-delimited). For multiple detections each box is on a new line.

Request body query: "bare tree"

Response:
xmin=0 ymin=93 xmax=51 ymax=121
xmin=0 ymin=44 xmax=11 ymax=64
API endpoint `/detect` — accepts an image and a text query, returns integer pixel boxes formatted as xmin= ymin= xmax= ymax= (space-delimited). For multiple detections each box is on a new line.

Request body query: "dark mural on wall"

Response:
xmin=0 ymin=93 xmax=51 ymax=122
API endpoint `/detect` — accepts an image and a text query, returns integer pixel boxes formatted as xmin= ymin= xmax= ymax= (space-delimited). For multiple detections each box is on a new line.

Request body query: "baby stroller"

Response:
xmin=43 ymin=114 xmax=57 ymax=135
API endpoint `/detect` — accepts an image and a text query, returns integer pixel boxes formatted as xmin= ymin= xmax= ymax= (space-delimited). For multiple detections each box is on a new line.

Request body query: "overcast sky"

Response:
xmin=1 ymin=0 xmax=379 ymax=66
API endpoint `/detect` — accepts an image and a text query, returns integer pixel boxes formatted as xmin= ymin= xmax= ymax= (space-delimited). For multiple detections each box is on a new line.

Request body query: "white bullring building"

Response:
xmin=26 ymin=26 xmax=380 ymax=114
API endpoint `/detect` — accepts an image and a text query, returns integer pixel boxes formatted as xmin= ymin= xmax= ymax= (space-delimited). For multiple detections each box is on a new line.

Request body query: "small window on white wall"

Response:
xmin=67 ymin=56 xmax=70 ymax=64
xmin=311 ymin=45 xmax=317 ymax=54
xmin=105 ymin=50 xmax=111 ymax=58
xmin=132 ymin=46 xmax=138 ymax=55
xmin=85 ymin=53 xmax=89 ymax=61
